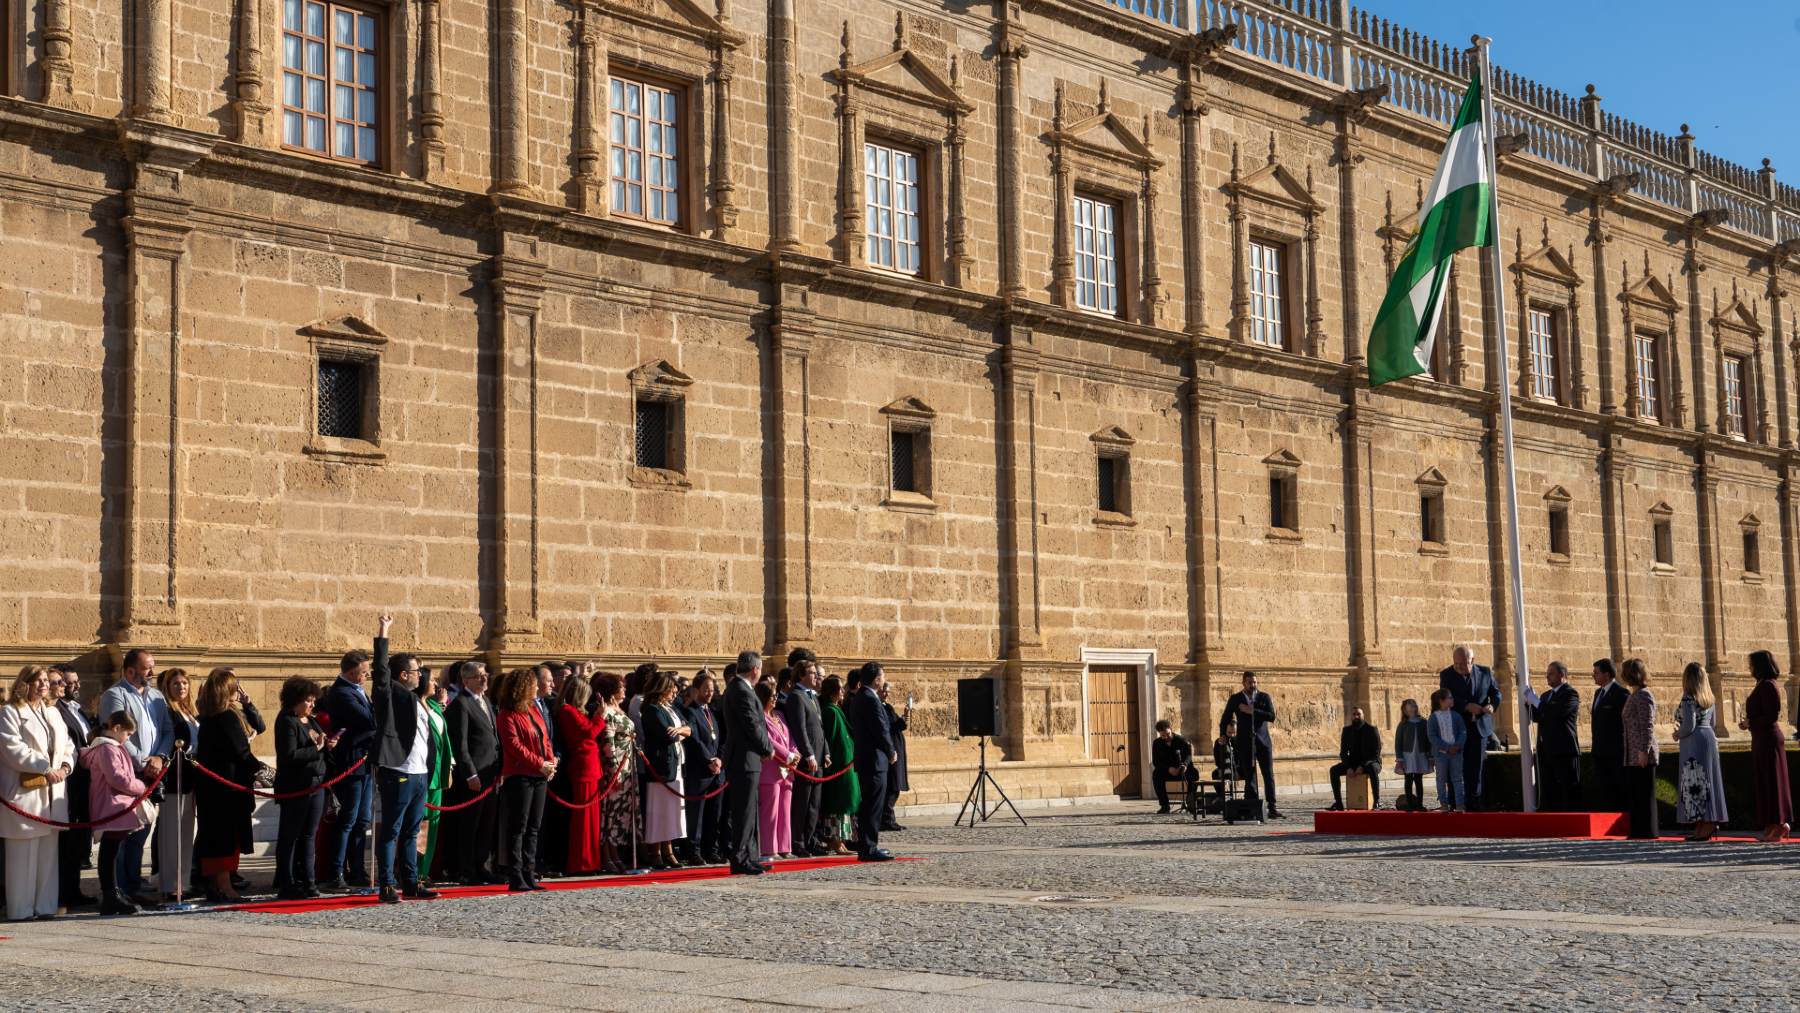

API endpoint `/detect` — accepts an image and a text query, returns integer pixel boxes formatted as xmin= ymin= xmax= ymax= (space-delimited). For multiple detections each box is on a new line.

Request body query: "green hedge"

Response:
xmin=1480 ymin=744 xmax=1800 ymax=830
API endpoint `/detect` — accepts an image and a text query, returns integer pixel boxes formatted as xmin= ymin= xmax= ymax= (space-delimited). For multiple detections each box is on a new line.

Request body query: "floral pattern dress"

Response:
xmin=601 ymin=703 xmax=640 ymax=845
xmin=1674 ymin=696 xmax=1727 ymax=824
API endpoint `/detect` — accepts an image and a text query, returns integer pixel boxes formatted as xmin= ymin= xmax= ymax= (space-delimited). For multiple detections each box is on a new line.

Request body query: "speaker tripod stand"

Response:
xmin=955 ymin=736 xmax=1026 ymax=827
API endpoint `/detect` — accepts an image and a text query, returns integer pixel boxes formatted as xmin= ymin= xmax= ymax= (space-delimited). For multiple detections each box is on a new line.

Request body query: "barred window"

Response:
xmin=317 ymin=359 xmax=366 ymax=439
xmin=891 ymin=429 xmax=919 ymax=494
xmin=634 ymin=398 xmax=671 ymax=470
xmin=610 ymin=76 xmax=681 ymax=226
xmin=1634 ymin=332 xmax=1662 ymax=423
xmin=1723 ymin=355 xmax=1747 ymax=438
xmin=1528 ymin=308 xmax=1560 ymax=402
xmin=281 ymin=0 xmax=380 ymax=163
xmin=1072 ymin=194 xmax=1118 ymax=316
xmin=1248 ymin=240 xmax=1286 ymax=348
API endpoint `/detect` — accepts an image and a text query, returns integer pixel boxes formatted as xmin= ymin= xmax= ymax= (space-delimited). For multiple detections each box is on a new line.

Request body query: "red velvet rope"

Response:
xmin=423 ymin=776 xmax=501 ymax=813
xmin=789 ymin=763 xmax=853 ymax=784
xmin=0 ymin=760 xmax=170 ymax=831
xmin=187 ymin=755 xmax=368 ymax=800
xmin=546 ymin=753 xmax=629 ymax=810
xmin=636 ymin=749 xmax=731 ymax=801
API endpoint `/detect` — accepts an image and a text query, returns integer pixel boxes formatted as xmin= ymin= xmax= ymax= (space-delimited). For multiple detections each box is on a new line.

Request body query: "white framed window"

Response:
xmin=864 ymin=141 xmax=921 ymax=274
xmin=1723 ymin=354 xmax=1747 ymax=438
xmin=1528 ymin=307 xmax=1560 ymax=402
xmin=1072 ymin=194 xmax=1119 ymax=316
xmin=1634 ymin=332 xmax=1662 ymax=423
xmin=281 ymin=0 xmax=380 ymax=164
xmin=1247 ymin=240 xmax=1286 ymax=348
xmin=609 ymin=76 xmax=682 ymax=226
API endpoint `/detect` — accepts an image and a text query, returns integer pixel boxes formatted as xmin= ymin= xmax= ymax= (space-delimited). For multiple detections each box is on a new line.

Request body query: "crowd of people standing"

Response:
xmin=0 ymin=617 xmax=915 ymax=921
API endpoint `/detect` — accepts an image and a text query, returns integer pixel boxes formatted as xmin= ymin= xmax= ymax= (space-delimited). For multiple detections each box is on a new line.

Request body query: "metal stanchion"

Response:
xmin=162 ymin=757 xmax=198 ymax=912
xmin=623 ymin=746 xmax=647 ymax=875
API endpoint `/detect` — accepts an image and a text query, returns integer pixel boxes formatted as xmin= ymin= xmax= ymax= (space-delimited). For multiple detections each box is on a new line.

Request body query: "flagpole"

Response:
xmin=1472 ymin=36 xmax=1537 ymax=813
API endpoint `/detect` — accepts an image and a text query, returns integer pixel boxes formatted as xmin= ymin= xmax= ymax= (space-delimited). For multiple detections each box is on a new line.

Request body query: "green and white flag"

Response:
xmin=1366 ymin=74 xmax=1495 ymax=386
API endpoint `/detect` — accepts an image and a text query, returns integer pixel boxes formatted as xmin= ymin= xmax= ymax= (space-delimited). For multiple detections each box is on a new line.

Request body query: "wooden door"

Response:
xmin=1087 ymin=666 xmax=1141 ymax=796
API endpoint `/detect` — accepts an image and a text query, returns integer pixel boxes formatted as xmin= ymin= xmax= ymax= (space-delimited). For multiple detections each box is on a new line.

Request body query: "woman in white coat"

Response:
xmin=0 ymin=665 xmax=76 ymax=920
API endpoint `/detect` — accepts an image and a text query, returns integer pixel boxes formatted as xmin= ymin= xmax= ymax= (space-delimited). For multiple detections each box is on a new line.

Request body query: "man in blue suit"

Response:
xmin=1438 ymin=646 xmax=1501 ymax=810
xmin=845 ymin=662 xmax=895 ymax=861
xmin=321 ymin=644 xmax=378 ymax=890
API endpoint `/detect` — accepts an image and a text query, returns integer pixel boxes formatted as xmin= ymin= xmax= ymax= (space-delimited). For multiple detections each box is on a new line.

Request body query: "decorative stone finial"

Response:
xmin=1098 ymin=79 xmax=1110 ymax=114
xmin=1541 ymin=217 xmax=1550 ymax=247
xmin=839 ymin=21 xmax=851 ymax=68
xmin=1267 ymin=130 xmax=1277 ymax=165
xmin=1230 ymin=142 xmax=1241 ymax=181
xmin=893 ymin=11 xmax=905 ymax=52
xmin=1054 ymin=81 xmax=1065 ymax=131
xmin=1585 ymin=83 xmax=1596 ymax=96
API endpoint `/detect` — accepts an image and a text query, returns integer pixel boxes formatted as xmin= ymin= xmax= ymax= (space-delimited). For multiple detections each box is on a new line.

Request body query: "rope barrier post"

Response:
xmin=623 ymin=750 xmax=647 ymax=876
xmin=163 ymin=755 xmax=198 ymax=913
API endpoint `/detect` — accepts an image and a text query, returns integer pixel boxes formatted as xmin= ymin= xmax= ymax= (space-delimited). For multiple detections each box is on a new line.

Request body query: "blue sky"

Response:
xmin=1363 ymin=1 xmax=1800 ymax=184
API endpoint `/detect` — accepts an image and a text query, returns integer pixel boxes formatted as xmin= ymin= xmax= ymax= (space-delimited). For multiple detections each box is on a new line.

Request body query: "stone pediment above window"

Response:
xmin=1049 ymin=80 xmax=1160 ymax=172
xmin=1090 ymin=425 xmax=1136 ymax=449
xmin=1223 ymin=137 xmax=1319 ymax=216
xmin=606 ymin=0 xmax=741 ymax=47
xmin=1648 ymin=501 xmax=1674 ymax=519
xmin=300 ymin=314 xmax=388 ymax=348
xmin=1262 ymin=448 xmax=1302 ymax=470
xmin=629 ymin=359 xmax=694 ymax=395
xmin=1512 ymin=221 xmax=1582 ymax=288
xmin=1543 ymin=485 xmax=1571 ymax=504
xmin=880 ymin=395 xmax=936 ymax=422
xmin=830 ymin=14 xmax=970 ymax=116
xmin=1711 ymin=284 xmax=1762 ymax=336
xmin=1415 ymin=466 xmax=1448 ymax=489
xmin=1620 ymin=259 xmax=1680 ymax=314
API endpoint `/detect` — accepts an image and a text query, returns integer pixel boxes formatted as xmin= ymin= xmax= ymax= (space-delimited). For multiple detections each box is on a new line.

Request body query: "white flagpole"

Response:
xmin=1472 ymin=36 xmax=1537 ymax=813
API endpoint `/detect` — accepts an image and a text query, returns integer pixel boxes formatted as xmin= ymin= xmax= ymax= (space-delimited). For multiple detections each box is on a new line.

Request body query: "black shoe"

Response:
xmin=1156 ymin=805 xmax=1172 ymax=814
xmin=302 ymin=884 xmax=322 ymax=899
xmin=1267 ymin=809 xmax=1285 ymax=819
xmin=700 ymin=850 xmax=723 ymax=865
xmin=858 ymin=850 xmax=894 ymax=862
xmin=99 ymin=894 xmax=139 ymax=916
xmin=402 ymin=883 xmax=440 ymax=900
xmin=63 ymin=892 xmax=98 ymax=908
xmin=318 ymin=877 xmax=349 ymax=893
xmin=1328 ymin=802 xmax=1345 ymax=811
xmin=507 ymin=875 xmax=532 ymax=892
xmin=344 ymin=874 xmax=372 ymax=889
xmin=378 ymin=886 xmax=401 ymax=904
xmin=230 ymin=873 xmax=249 ymax=891
xmin=881 ymin=822 xmax=905 ymax=832
xmin=730 ymin=863 xmax=764 ymax=876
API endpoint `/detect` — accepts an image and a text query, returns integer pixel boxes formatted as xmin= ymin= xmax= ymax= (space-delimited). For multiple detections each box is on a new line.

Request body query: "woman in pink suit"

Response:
xmin=755 ymin=681 xmax=800 ymax=862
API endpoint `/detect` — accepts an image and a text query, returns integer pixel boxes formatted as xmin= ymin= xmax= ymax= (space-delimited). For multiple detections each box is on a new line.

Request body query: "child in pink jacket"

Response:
xmin=82 ymin=710 xmax=150 ymax=915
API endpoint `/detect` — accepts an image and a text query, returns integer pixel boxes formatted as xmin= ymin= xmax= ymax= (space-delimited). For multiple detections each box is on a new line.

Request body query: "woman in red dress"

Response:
xmin=555 ymin=675 xmax=607 ymax=874
xmin=1741 ymin=651 xmax=1792 ymax=842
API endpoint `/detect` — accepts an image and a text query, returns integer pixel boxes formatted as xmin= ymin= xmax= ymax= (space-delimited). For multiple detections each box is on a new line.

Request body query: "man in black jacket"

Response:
xmin=780 ymin=650 xmax=826 ymax=856
xmin=681 ymin=671 xmax=725 ymax=864
xmin=53 ymin=666 xmax=95 ymax=907
xmin=1527 ymin=660 xmax=1582 ymax=812
xmin=721 ymin=651 xmax=772 ymax=874
xmin=846 ymin=662 xmax=895 ymax=862
xmin=1588 ymin=658 xmax=1630 ymax=812
xmin=1150 ymin=720 xmax=1197 ymax=814
xmin=1221 ymin=671 xmax=1281 ymax=819
xmin=1327 ymin=708 xmax=1383 ymax=810
xmin=368 ymin=614 xmax=439 ymax=904
xmin=443 ymin=661 xmax=501 ymax=885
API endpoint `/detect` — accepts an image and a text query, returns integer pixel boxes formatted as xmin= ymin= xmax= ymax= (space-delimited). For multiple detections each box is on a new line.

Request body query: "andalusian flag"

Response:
xmin=1366 ymin=74 xmax=1495 ymax=386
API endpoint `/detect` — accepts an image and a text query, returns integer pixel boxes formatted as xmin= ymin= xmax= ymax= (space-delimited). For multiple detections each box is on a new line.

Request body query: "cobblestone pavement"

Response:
xmin=8 ymin=797 xmax=1798 ymax=1011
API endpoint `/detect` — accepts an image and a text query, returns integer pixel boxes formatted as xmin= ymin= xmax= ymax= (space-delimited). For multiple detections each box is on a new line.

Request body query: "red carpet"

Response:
xmin=220 ymin=855 xmax=913 ymax=915
xmin=1313 ymin=809 xmax=1628 ymax=839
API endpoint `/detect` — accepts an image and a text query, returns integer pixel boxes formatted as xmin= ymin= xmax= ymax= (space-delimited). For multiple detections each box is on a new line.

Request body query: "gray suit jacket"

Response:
xmin=780 ymin=686 xmax=826 ymax=765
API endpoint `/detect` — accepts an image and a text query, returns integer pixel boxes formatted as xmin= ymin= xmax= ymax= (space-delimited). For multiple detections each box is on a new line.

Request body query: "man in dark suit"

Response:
xmin=1439 ymin=646 xmax=1501 ymax=810
xmin=681 ymin=671 xmax=725 ymax=864
xmin=1527 ymin=660 xmax=1582 ymax=812
xmin=845 ymin=661 xmax=895 ymax=861
xmin=368 ymin=613 xmax=439 ymax=904
xmin=721 ymin=651 xmax=772 ymax=874
xmin=1588 ymin=657 xmax=1629 ymax=812
xmin=1220 ymin=671 xmax=1280 ymax=819
xmin=444 ymin=661 xmax=501 ymax=884
xmin=879 ymin=681 xmax=909 ymax=832
xmin=53 ymin=665 xmax=95 ymax=907
xmin=1327 ymin=708 xmax=1383 ymax=810
xmin=321 ymin=643 xmax=378 ymax=890
xmin=781 ymin=650 xmax=827 ymax=857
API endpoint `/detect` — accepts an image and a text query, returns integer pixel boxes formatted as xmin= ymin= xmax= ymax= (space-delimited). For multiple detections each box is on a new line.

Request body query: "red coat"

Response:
xmin=556 ymin=705 xmax=607 ymax=873
xmin=499 ymin=706 xmax=554 ymax=780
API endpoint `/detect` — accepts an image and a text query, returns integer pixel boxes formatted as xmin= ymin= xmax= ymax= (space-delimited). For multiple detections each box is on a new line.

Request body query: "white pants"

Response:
xmin=156 ymin=792 xmax=197 ymax=895
xmin=5 ymin=835 xmax=59 ymax=920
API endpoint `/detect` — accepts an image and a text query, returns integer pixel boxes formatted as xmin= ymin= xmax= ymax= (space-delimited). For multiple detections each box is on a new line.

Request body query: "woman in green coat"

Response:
xmin=818 ymin=676 xmax=861 ymax=855
xmin=416 ymin=671 xmax=454 ymax=883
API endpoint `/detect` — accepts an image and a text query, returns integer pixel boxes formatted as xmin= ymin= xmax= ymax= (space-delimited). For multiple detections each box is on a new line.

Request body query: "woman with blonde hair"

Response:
xmin=153 ymin=667 xmax=200 ymax=899
xmin=0 ymin=666 xmax=76 ymax=919
xmin=1618 ymin=659 xmax=1659 ymax=840
xmin=1673 ymin=662 xmax=1727 ymax=841
xmin=193 ymin=668 xmax=264 ymax=901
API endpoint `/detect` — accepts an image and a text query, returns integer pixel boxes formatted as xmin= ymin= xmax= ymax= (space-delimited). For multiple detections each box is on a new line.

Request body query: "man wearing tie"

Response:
xmin=444 ymin=662 xmax=501 ymax=885
xmin=1220 ymin=671 xmax=1280 ymax=820
xmin=780 ymin=651 xmax=827 ymax=857
xmin=721 ymin=651 xmax=772 ymax=875
xmin=845 ymin=662 xmax=895 ymax=861
xmin=1524 ymin=660 xmax=1582 ymax=812
xmin=1438 ymin=646 xmax=1501 ymax=811
xmin=681 ymin=671 xmax=725 ymax=865
xmin=1588 ymin=658 xmax=1629 ymax=812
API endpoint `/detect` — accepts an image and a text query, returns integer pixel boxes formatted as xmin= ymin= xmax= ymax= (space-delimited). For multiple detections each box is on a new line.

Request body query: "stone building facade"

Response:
xmin=3 ymin=0 xmax=1798 ymax=802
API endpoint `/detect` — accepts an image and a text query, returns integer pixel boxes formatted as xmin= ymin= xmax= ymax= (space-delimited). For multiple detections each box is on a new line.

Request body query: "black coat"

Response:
xmin=194 ymin=710 xmax=260 ymax=860
xmin=321 ymin=674 xmax=375 ymax=771
xmin=274 ymin=712 xmax=327 ymax=794
xmin=1151 ymin=733 xmax=1195 ymax=776
xmin=846 ymin=687 xmax=893 ymax=775
xmin=720 ymin=676 xmax=771 ymax=776
xmin=681 ymin=700 xmax=722 ymax=787
xmin=446 ymin=690 xmax=500 ymax=784
xmin=1221 ymin=690 xmax=1276 ymax=747
xmin=1339 ymin=721 xmax=1382 ymax=767
xmin=884 ymin=702 xmax=909 ymax=792
xmin=640 ymin=701 xmax=686 ymax=782
xmin=369 ymin=637 xmax=425 ymax=771
xmin=58 ymin=700 xmax=93 ymax=821
xmin=781 ymin=687 xmax=826 ymax=765
xmin=1531 ymin=682 xmax=1582 ymax=757
xmin=1590 ymin=681 xmax=1629 ymax=765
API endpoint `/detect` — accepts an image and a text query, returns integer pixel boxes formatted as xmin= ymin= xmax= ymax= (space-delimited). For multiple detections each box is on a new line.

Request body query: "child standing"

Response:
xmin=1392 ymin=699 xmax=1430 ymax=809
xmin=81 ymin=710 xmax=152 ymax=916
xmin=1426 ymin=689 xmax=1467 ymax=812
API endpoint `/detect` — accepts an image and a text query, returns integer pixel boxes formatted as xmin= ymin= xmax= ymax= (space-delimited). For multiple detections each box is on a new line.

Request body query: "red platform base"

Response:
xmin=1312 ymin=809 xmax=1627 ymax=839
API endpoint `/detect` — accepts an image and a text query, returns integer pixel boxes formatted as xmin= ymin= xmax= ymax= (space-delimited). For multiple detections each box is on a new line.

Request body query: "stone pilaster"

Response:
xmin=1182 ymin=350 xmax=1224 ymax=737
xmin=132 ymin=0 xmax=176 ymax=124
xmin=834 ymin=26 xmax=864 ymax=266
xmin=768 ymin=0 xmax=801 ymax=252
xmin=1598 ymin=431 xmax=1631 ymax=659
xmin=1779 ymin=466 xmax=1800 ymax=696
xmin=41 ymin=0 xmax=75 ymax=106
xmin=1140 ymin=115 xmax=1163 ymax=327
xmin=489 ymin=230 xmax=546 ymax=654
xmin=768 ymin=276 xmax=815 ymax=655
xmin=710 ymin=11 xmax=742 ymax=240
xmin=1177 ymin=58 xmax=1207 ymax=335
xmin=994 ymin=2 xmax=1028 ymax=299
xmin=492 ymin=0 xmax=532 ymax=197
xmin=1331 ymin=84 xmax=1384 ymax=362
xmin=1340 ymin=387 xmax=1380 ymax=716
xmin=232 ymin=0 xmax=271 ymax=142
xmin=997 ymin=318 xmax=1043 ymax=759
xmin=420 ymin=0 xmax=449 ymax=180
xmin=573 ymin=1 xmax=605 ymax=212
xmin=1770 ymin=251 xmax=1793 ymax=447
xmin=115 ymin=124 xmax=214 ymax=647
xmin=1694 ymin=449 xmax=1728 ymax=714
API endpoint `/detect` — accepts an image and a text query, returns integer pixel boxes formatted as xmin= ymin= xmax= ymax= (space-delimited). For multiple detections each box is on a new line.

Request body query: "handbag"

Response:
xmin=18 ymin=772 xmax=49 ymax=792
